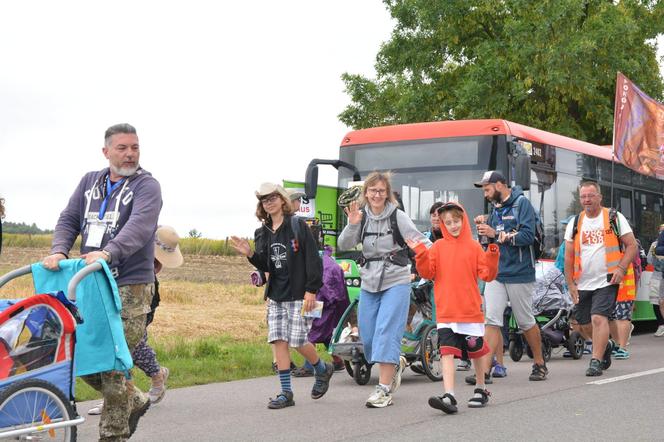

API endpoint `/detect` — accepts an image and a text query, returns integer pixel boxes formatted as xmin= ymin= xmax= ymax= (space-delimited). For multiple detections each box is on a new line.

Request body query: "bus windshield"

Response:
xmin=338 ymin=135 xmax=509 ymax=233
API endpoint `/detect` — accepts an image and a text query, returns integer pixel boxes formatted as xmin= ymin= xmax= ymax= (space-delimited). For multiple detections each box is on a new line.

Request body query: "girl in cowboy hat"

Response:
xmin=231 ymin=182 xmax=332 ymax=409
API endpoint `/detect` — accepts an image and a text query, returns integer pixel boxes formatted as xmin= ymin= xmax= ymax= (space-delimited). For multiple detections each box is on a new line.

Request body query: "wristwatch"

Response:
xmin=101 ymin=250 xmax=112 ymax=263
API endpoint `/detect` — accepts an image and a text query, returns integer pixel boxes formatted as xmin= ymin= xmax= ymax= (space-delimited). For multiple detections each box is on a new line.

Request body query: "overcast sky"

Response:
xmin=0 ymin=2 xmax=661 ymax=239
xmin=0 ymin=1 xmax=393 ymax=239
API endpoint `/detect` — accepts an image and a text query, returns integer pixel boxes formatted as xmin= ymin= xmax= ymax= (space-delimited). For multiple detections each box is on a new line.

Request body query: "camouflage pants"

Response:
xmin=82 ymin=283 xmax=154 ymax=442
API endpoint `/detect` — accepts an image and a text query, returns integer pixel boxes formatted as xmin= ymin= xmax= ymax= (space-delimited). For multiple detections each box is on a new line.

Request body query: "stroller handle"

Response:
xmin=0 ymin=261 xmax=103 ymax=301
xmin=67 ymin=262 xmax=103 ymax=301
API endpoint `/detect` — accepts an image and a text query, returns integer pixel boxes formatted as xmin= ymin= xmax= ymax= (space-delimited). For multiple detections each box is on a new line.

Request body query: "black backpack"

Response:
xmin=358 ymin=208 xmax=410 ymax=266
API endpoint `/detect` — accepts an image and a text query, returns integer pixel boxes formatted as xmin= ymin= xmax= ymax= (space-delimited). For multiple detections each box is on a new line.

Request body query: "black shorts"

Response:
xmin=437 ymin=327 xmax=489 ymax=360
xmin=576 ymin=285 xmax=618 ymax=325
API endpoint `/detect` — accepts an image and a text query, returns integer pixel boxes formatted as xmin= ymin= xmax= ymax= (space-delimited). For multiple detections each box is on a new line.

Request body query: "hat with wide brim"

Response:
xmin=154 ymin=225 xmax=184 ymax=268
xmin=255 ymin=182 xmax=289 ymax=201
xmin=285 ymin=188 xmax=306 ymax=201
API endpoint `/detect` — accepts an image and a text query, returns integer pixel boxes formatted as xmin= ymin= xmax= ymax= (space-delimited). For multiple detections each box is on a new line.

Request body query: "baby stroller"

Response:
xmin=328 ymin=279 xmax=442 ymax=384
xmin=508 ymin=267 xmax=585 ymax=362
xmin=0 ymin=261 xmax=106 ymax=441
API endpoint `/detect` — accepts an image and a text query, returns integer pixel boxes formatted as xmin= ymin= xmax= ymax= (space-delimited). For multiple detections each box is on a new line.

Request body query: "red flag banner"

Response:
xmin=613 ymin=72 xmax=664 ymax=180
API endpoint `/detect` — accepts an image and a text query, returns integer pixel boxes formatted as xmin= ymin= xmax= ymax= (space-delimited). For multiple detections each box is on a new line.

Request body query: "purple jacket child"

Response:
xmin=308 ymin=247 xmax=350 ymax=344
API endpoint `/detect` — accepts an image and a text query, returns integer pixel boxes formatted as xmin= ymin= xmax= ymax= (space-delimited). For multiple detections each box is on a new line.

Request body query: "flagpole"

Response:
xmin=610 ymin=72 xmax=619 ymax=208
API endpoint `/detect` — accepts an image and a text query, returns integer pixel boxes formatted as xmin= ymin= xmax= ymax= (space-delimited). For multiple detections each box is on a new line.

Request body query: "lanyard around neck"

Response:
xmin=98 ymin=176 xmax=126 ymax=220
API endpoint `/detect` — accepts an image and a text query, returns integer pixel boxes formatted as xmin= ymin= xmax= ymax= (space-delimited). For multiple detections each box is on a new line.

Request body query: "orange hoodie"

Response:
xmin=413 ymin=202 xmax=500 ymax=324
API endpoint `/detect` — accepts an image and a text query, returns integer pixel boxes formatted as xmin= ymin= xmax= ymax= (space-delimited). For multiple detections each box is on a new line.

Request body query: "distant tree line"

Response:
xmin=3 ymin=222 xmax=53 ymax=235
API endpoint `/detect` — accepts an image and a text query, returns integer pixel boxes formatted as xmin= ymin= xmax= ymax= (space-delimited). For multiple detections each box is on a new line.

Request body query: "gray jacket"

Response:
xmin=338 ymin=202 xmax=431 ymax=292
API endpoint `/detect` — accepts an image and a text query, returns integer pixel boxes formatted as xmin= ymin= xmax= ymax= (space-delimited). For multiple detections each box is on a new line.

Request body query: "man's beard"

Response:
xmin=111 ymin=164 xmax=138 ymax=177
xmin=489 ymin=189 xmax=503 ymax=203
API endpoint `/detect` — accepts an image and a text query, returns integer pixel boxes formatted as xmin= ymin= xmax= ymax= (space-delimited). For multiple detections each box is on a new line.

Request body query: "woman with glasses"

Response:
xmin=231 ymin=183 xmax=332 ymax=410
xmin=338 ymin=171 xmax=431 ymax=408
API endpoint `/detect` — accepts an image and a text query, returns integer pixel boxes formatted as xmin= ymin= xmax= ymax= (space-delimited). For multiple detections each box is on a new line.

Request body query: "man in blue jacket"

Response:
xmin=472 ymin=171 xmax=548 ymax=382
xmin=42 ymin=123 xmax=162 ymax=441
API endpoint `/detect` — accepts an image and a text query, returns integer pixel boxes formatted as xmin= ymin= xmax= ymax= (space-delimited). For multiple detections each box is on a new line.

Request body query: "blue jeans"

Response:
xmin=358 ymin=283 xmax=410 ymax=365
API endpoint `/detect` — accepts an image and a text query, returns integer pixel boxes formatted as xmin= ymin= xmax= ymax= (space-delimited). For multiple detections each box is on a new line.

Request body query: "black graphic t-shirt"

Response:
xmin=266 ymin=224 xmax=291 ymax=301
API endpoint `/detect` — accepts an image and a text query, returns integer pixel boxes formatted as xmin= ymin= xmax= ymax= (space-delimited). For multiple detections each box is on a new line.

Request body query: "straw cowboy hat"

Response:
xmin=255 ymin=182 xmax=289 ymax=201
xmin=154 ymin=225 xmax=184 ymax=268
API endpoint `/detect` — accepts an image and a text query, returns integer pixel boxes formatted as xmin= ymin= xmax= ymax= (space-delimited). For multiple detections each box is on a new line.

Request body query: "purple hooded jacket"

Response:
xmin=308 ymin=247 xmax=350 ymax=344
xmin=50 ymin=167 xmax=162 ymax=286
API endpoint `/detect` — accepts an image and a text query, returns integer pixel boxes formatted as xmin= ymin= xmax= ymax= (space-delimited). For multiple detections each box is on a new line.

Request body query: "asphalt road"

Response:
xmin=78 ymin=330 xmax=664 ymax=441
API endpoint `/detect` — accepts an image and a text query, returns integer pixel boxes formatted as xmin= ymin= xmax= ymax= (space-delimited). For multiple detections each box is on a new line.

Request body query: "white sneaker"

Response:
xmin=655 ymin=325 xmax=664 ymax=337
xmin=626 ymin=323 xmax=635 ymax=346
xmin=88 ymin=401 xmax=104 ymax=415
xmin=148 ymin=367 xmax=170 ymax=404
xmin=389 ymin=356 xmax=406 ymax=394
xmin=365 ymin=385 xmax=393 ymax=408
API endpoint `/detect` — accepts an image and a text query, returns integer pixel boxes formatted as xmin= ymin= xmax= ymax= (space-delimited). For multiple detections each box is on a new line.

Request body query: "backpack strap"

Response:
xmin=572 ymin=214 xmax=580 ymax=239
xmin=290 ymin=215 xmax=302 ymax=248
xmin=390 ymin=208 xmax=406 ymax=248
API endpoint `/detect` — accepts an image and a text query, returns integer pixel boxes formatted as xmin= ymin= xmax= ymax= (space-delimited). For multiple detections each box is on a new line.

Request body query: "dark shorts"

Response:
xmin=609 ymin=300 xmax=634 ymax=321
xmin=576 ymin=285 xmax=618 ymax=324
xmin=438 ymin=327 xmax=489 ymax=360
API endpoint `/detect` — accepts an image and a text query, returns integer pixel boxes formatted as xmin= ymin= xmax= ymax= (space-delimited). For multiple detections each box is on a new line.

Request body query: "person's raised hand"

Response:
xmin=230 ymin=236 xmax=253 ymax=257
xmin=344 ymin=201 xmax=363 ymax=225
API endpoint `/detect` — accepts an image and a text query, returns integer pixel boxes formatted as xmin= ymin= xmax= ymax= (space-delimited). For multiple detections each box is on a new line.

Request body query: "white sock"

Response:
xmin=378 ymin=383 xmax=390 ymax=393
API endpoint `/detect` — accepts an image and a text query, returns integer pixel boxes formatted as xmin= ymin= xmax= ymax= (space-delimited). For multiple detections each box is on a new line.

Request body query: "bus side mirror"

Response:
xmin=305 ymin=164 xmax=318 ymax=199
xmin=510 ymin=142 xmax=531 ymax=191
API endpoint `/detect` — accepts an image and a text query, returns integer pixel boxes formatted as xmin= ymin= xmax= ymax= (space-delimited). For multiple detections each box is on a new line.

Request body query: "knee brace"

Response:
xmin=465 ymin=335 xmax=484 ymax=353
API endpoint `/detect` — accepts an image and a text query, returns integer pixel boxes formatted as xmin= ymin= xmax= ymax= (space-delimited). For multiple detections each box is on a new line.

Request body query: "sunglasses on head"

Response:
xmin=436 ymin=202 xmax=463 ymax=215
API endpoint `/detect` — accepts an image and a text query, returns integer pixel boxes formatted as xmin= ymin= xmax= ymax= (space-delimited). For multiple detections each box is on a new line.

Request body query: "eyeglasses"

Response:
xmin=367 ymin=188 xmax=387 ymax=196
xmin=260 ymin=194 xmax=280 ymax=204
xmin=579 ymin=193 xmax=599 ymax=200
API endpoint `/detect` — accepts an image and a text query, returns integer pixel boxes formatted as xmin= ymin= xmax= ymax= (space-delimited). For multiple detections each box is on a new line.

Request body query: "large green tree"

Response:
xmin=340 ymin=0 xmax=663 ymax=145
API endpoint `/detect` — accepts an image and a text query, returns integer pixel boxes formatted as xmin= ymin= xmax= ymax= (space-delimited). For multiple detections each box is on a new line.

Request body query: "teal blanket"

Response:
xmin=31 ymin=259 xmax=133 ymax=376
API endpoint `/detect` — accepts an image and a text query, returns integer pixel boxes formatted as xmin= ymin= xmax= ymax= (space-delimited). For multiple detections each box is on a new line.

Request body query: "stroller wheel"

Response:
xmin=568 ymin=331 xmax=584 ymax=360
xmin=344 ymin=361 xmax=354 ymax=378
xmin=542 ymin=336 xmax=552 ymax=362
xmin=420 ymin=324 xmax=443 ymax=382
xmin=508 ymin=338 xmax=524 ymax=362
xmin=0 ymin=378 xmax=78 ymax=441
xmin=353 ymin=357 xmax=372 ymax=385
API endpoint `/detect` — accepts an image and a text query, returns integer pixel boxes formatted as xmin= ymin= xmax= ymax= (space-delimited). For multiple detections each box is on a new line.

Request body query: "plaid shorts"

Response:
xmin=266 ymin=299 xmax=313 ymax=348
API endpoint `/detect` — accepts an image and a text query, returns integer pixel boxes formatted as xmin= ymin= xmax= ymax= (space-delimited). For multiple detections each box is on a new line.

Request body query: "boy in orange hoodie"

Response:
xmin=407 ymin=202 xmax=499 ymax=414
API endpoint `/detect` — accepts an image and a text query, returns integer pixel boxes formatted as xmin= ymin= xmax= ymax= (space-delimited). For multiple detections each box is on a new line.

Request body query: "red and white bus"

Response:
xmin=306 ymin=119 xmax=663 ymax=321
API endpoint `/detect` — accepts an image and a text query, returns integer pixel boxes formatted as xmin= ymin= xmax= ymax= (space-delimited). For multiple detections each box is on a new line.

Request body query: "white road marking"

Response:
xmin=586 ymin=367 xmax=664 ymax=385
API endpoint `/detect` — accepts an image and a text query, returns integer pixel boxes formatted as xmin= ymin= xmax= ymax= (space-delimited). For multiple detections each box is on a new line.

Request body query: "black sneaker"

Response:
xmin=467 ymin=388 xmax=490 ymax=408
xmin=428 ymin=393 xmax=458 ymax=414
xmin=464 ymin=373 xmax=492 ymax=385
xmin=268 ymin=391 xmax=295 ymax=409
xmin=311 ymin=363 xmax=334 ymax=399
xmin=529 ymin=363 xmax=548 ymax=381
xmin=601 ymin=340 xmax=614 ymax=370
xmin=128 ymin=396 xmax=151 ymax=437
xmin=585 ymin=358 xmax=603 ymax=377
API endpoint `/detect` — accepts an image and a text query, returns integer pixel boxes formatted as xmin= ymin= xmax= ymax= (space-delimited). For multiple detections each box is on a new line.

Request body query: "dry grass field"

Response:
xmin=0 ymin=247 xmax=266 ymax=345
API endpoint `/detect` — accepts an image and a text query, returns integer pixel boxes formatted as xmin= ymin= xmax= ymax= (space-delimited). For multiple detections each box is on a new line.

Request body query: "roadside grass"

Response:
xmin=0 ymin=246 xmax=334 ymax=401
xmin=1 ymin=233 xmax=253 ymax=256
xmin=75 ymin=336 xmax=333 ymax=401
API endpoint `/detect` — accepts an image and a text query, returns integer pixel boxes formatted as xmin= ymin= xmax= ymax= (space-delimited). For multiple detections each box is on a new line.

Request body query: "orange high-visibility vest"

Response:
xmin=572 ymin=208 xmax=635 ymax=301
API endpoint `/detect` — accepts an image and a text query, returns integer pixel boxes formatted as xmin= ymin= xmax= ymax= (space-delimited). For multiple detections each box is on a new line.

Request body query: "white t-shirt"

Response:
xmin=437 ymin=322 xmax=485 ymax=337
xmin=564 ymin=210 xmax=632 ymax=291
